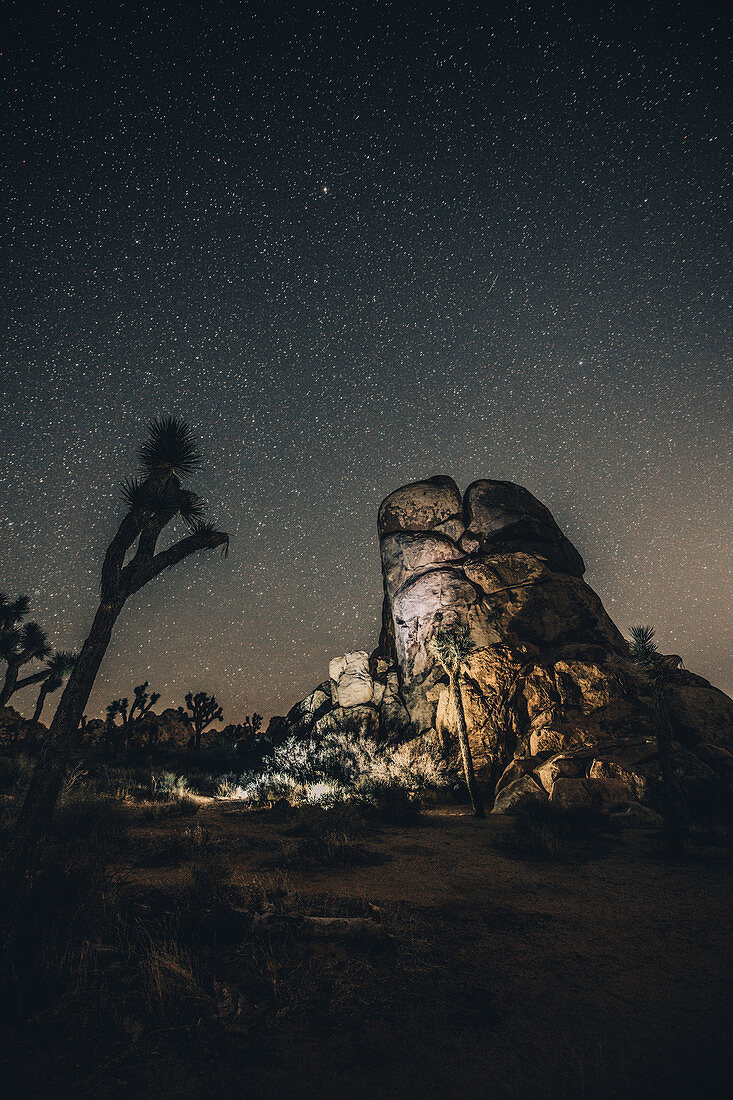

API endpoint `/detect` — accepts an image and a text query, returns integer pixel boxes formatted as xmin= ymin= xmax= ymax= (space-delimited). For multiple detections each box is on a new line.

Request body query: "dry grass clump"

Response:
xmin=133 ymin=822 xmax=215 ymax=867
xmin=353 ymin=778 xmax=422 ymax=825
xmin=269 ymin=828 xmax=383 ymax=870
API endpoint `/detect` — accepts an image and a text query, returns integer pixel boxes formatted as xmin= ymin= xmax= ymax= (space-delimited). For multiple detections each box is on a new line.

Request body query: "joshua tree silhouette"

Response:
xmin=105 ymin=681 xmax=162 ymax=750
xmin=30 ymin=650 xmax=77 ymax=726
xmin=628 ymin=624 xmax=685 ymax=856
xmin=2 ymin=417 xmax=229 ymax=900
xmin=185 ymin=690 xmax=224 ymax=750
xmin=431 ymin=622 xmax=486 ymax=818
xmin=0 ymin=593 xmax=52 ymax=708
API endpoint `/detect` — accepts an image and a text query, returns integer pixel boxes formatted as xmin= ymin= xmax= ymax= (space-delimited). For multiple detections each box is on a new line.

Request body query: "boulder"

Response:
xmin=491 ymin=774 xmax=547 ymax=814
xmin=494 ymin=758 xmax=530 ymax=795
xmin=609 ymin=802 xmax=664 ymax=828
xmin=281 ymin=474 xmax=733 ymax=827
xmin=285 ymin=684 xmax=332 ymax=737
xmin=378 ymin=476 xmax=462 ymax=538
xmin=329 ymin=652 xmax=373 ymax=708
xmin=314 ymin=704 xmax=380 ymax=741
xmin=534 ymin=753 xmax=585 ymax=793
xmin=588 ymin=758 xmax=648 ymax=800
xmin=549 ymin=778 xmax=594 ymax=810
xmin=463 ymin=479 xmax=586 ymax=577
xmin=692 ymin=743 xmax=733 ymax=774
xmin=378 ymin=669 xmax=412 ymax=742
xmin=380 ymin=531 xmax=465 ymax=599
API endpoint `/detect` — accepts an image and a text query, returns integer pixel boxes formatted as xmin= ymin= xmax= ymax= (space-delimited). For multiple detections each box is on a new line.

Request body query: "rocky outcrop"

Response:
xmin=282 ymin=475 xmax=733 ymax=817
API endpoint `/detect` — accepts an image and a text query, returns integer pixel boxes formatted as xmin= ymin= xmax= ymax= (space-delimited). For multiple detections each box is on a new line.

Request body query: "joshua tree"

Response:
xmin=0 ymin=605 xmax=52 ymax=708
xmin=105 ymin=698 xmax=126 ymax=740
xmin=629 ymin=624 xmax=685 ymax=856
xmin=30 ymin=650 xmax=77 ymax=726
xmin=240 ymin=712 xmax=263 ymax=739
xmin=431 ymin=622 xmax=486 ymax=818
xmin=184 ymin=690 xmax=223 ymax=750
xmin=104 ymin=682 xmax=161 ymax=750
xmin=2 ymin=416 xmax=229 ymax=898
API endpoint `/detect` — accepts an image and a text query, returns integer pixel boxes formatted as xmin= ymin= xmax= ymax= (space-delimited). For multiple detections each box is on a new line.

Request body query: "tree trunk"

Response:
xmin=32 ymin=685 xmax=49 ymax=725
xmin=195 ymin=725 xmax=202 ymax=751
xmin=655 ymin=690 xmax=685 ymax=857
xmin=1 ymin=600 xmax=122 ymax=900
xmin=0 ymin=662 xmax=20 ymax=708
xmin=451 ymin=673 xmax=485 ymax=819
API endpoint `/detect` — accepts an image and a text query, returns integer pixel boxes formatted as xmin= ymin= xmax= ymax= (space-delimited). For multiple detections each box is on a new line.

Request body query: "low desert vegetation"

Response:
xmin=212 ymin=726 xmax=450 ymax=814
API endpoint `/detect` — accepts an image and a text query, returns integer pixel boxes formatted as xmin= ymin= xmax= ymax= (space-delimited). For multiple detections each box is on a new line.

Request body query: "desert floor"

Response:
xmin=3 ymin=801 xmax=731 ymax=1099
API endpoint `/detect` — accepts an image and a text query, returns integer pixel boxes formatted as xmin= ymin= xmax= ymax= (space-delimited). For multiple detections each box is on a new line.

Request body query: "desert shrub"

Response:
xmin=354 ymin=778 xmax=422 ymax=825
xmin=282 ymin=800 xmax=368 ymax=839
xmin=494 ymin=801 xmax=619 ymax=862
xmin=228 ymin=726 xmax=451 ymax=812
xmin=150 ymin=770 xmax=189 ymax=800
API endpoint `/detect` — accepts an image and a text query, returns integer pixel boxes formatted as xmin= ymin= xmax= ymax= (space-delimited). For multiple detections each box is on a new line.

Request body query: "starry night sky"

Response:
xmin=2 ymin=1 xmax=731 ymax=724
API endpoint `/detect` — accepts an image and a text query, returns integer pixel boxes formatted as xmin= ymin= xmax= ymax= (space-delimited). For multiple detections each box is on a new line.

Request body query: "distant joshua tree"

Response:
xmin=185 ymin=690 xmax=223 ymax=750
xmin=240 ymin=712 xmax=263 ymax=739
xmin=30 ymin=650 xmax=77 ymax=726
xmin=628 ymin=624 xmax=685 ymax=856
xmin=3 ymin=417 xmax=229 ymax=899
xmin=431 ymin=622 xmax=486 ymax=818
xmin=0 ymin=593 xmax=52 ymax=708
xmin=105 ymin=681 xmax=161 ymax=750
xmin=105 ymin=698 xmax=126 ymax=741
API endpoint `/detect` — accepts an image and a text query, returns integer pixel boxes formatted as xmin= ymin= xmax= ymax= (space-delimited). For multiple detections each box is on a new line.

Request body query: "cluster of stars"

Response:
xmin=1 ymin=2 xmax=730 ymax=720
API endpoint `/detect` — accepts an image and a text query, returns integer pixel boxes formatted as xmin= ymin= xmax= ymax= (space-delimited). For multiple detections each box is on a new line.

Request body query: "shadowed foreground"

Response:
xmin=2 ymin=800 xmax=731 ymax=1099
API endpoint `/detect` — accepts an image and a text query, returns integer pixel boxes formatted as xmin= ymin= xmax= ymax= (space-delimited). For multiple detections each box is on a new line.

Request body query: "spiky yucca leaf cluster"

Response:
xmin=42 ymin=650 xmax=77 ymax=687
xmin=430 ymin=622 xmax=474 ymax=675
xmin=0 ymin=593 xmax=31 ymax=631
xmin=628 ymin=625 xmax=681 ymax=684
xmin=189 ymin=520 xmax=230 ymax=556
xmin=121 ymin=478 xmax=206 ymax=526
xmin=139 ymin=415 xmax=200 ymax=479
xmin=1 ymin=621 xmax=51 ymax=663
xmin=119 ymin=417 xmax=215 ymax=532
xmin=628 ymin=624 xmax=658 ymax=667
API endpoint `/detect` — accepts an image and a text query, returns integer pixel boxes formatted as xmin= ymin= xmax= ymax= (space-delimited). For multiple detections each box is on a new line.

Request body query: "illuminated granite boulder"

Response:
xmin=283 ymin=474 xmax=733 ymax=819
xmin=377 ymin=476 xmax=463 ymax=539
xmin=329 ymin=651 xmax=374 ymax=708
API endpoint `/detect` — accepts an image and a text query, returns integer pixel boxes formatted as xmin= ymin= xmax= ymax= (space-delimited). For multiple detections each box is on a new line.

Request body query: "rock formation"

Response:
xmin=284 ymin=476 xmax=733 ymax=816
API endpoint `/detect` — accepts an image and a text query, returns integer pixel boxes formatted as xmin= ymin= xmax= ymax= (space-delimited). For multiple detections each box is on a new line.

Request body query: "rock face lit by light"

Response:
xmin=283 ymin=476 xmax=733 ymax=814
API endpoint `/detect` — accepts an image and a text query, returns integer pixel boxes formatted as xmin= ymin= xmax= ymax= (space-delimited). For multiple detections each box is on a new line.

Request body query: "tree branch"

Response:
xmin=14 ymin=669 xmax=51 ymax=692
xmin=101 ymin=511 xmax=142 ymax=598
xmin=124 ymin=529 xmax=229 ymax=596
